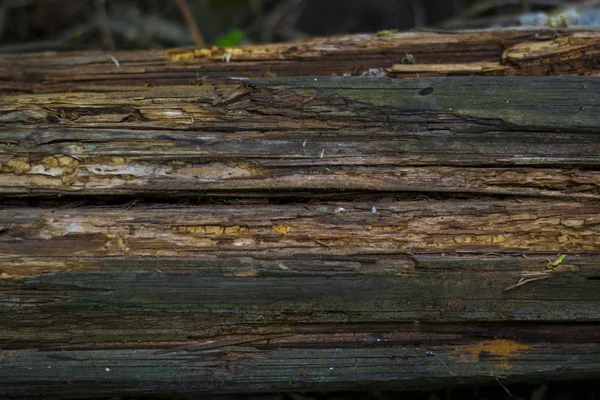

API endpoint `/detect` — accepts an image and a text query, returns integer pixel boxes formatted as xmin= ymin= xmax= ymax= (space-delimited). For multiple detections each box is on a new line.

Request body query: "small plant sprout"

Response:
xmin=504 ymin=254 xmax=571 ymax=291
xmin=402 ymin=53 xmax=416 ymax=64
xmin=546 ymin=254 xmax=566 ymax=269
xmin=302 ymin=139 xmax=309 ymax=156
xmin=221 ymin=53 xmax=232 ymax=63
xmin=107 ymin=55 xmax=120 ymax=68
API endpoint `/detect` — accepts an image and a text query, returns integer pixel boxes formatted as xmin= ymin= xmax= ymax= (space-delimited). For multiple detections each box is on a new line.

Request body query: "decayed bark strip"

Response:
xmin=1 ymin=76 xmax=599 ymax=198
xmin=1 ymin=199 xmax=599 ymax=263
xmin=1 ymin=29 xmax=599 ymax=92
xmin=389 ymin=32 xmax=600 ymax=77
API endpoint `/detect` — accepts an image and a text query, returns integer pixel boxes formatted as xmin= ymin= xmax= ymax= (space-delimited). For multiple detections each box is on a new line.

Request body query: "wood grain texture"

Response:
xmin=1 ymin=29 xmax=599 ymax=92
xmin=1 ymin=76 xmax=599 ymax=198
xmin=2 ymin=28 xmax=600 ymax=398
xmin=1 ymin=199 xmax=600 ymax=397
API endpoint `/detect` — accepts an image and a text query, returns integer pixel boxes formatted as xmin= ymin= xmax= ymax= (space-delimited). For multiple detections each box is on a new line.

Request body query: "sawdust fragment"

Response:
xmin=111 ymin=157 xmax=127 ymax=165
xmin=224 ymin=226 xmax=249 ymax=234
xmin=169 ymin=50 xmax=196 ymax=61
xmin=57 ymin=156 xmax=80 ymax=168
xmin=61 ymin=173 xmax=79 ymax=187
xmin=273 ymin=224 xmax=292 ymax=235
xmin=2 ymin=156 xmax=31 ymax=174
xmin=172 ymin=225 xmax=248 ymax=235
xmin=233 ymin=271 xmax=260 ymax=277
xmin=41 ymin=156 xmax=59 ymax=169
xmin=205 ymin=226 xmax=224 ymax=235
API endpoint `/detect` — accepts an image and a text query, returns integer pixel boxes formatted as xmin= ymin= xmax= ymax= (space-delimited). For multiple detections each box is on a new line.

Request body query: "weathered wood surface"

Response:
xmin=1 ymin=29 xmax=599 ymax=92
xmin=1 ymin=199 xmax=600 ymax=397
xmin=1 ymin=28 xmax=600 ymax=398
xmin=1 ymin=76 xmax=599 ymax=198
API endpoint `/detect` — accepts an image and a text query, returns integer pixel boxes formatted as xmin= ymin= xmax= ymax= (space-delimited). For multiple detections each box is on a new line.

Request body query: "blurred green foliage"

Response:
xmin=375 ymin=29 xmax=398 ymax=36
xmin=214 ymin=28 xmax=246 ymax=47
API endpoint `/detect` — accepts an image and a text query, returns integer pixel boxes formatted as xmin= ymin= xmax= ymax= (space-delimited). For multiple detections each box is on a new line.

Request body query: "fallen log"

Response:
xmin=1 ymin=28 xmax=600 ymax=398
xmin=1 ymin=198 xmax=600 ymax=397
xmin=1 ymin=76 xmax=599 ymax=198
xmin=1 ymin=28 xmax=599 ymax=92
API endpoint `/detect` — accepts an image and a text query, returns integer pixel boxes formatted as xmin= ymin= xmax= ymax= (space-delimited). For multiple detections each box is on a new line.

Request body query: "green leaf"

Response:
xmin=546 ymin=254 xmax=566 ymax=269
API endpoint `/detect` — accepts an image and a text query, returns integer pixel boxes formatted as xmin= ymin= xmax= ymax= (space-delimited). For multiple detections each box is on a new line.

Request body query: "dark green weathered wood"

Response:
xmin=1 ymin=198 xmax=600 ymax=397
xmin=2 ymin=338 xmax=600 ymax=398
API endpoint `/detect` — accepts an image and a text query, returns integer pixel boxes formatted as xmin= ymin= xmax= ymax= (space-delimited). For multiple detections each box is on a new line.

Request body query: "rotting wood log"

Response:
xmin=1 ymin=76 xmax=599 ymax=198
xmin=1 ymin=28 xmax=599 ymax=92
xmin=1 ymin=199 xmax=600 ymax=397
xmin=1 ymin=28 xmax=600 ymax=398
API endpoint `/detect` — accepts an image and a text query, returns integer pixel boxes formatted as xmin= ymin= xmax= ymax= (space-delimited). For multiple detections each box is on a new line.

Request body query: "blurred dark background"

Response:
xmin=0 ymin=0 xmax=596 ymax=53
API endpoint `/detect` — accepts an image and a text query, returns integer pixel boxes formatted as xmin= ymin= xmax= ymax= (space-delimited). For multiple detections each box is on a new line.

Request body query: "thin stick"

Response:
xmin=176 ymin=0 xmax=206 ymax=47
xmin=503 ymin=275 xmax=551 ymax=292
xmin=95 ymin=0 xmax=116 ymax=50
xmin=496 ymin=377 xmax=516 ymax=400
xmin=408 ymin=0 xmax=427 ymax=28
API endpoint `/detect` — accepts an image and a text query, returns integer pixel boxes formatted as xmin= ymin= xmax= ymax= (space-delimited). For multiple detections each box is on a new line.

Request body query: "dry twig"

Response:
xmin=176 ymin=0 xmax=206 ymax=47
xmin=94 ymin=0 xmax=115 ymax=50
